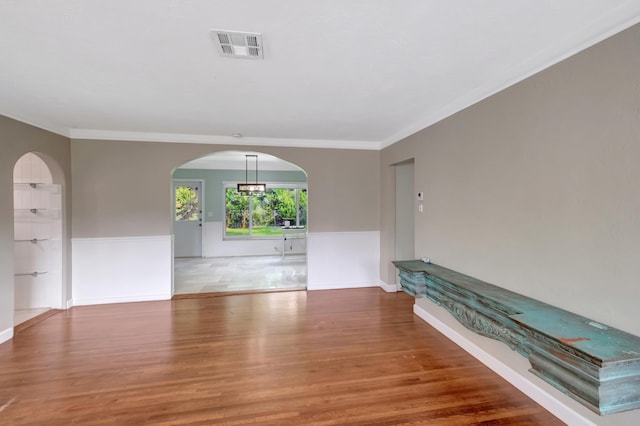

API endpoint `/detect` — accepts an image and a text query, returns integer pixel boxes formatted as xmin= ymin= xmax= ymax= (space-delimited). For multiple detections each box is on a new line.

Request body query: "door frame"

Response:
xmin=394 ymin=159 xmax=415 ymax=289
xmin=172 ymin=178 xmax=205 ymax=258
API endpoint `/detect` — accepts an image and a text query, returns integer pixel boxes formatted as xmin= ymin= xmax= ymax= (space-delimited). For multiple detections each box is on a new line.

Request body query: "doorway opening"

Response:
xmin=171 ymin=151 xmax=308 ymax=295
xmin=13 ymin=152 xmax=64 ymax=326
xmin=173 ymin=180 xmax=203 ymax=258
xmin=394 ymin=159 xmax=415 ymax=287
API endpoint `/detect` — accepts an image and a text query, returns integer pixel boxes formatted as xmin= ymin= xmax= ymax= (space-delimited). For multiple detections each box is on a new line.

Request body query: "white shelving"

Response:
xmin=13 ymin=182 xmax=62 ymax=310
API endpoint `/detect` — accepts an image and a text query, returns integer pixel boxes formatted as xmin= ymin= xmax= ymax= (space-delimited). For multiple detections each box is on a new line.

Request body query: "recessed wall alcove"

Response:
xmin=13 ymin=152 xmax=64 ymax=325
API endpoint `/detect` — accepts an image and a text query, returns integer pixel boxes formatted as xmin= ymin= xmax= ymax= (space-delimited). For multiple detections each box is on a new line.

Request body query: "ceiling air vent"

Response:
xmin=211 ymin=30 xmax=263 ymax=59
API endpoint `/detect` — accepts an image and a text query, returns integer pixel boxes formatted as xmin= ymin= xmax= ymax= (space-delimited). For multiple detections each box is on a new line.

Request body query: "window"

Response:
xmin=225 ymin=184 xmax=307 ymax=237
xmin=175 ymin=185 xmax=199 ymax=221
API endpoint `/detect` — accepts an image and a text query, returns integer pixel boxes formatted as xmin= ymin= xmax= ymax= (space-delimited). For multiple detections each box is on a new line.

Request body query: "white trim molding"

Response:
xmin=381 ymin=11 xmax=640 ymax=148
xmin=72 ymin=235 xmax=172 ymax=306
xmin=413 ymin=302 xmax=597 ymax=426
xmin=379 ymin=280 xmax=398 ymax=293
xmin=69 ymin=129 xmax=382 ymax=150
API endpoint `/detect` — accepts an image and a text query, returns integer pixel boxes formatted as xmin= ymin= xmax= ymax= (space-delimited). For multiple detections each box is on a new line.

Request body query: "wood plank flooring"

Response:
xmin=0 ymin=288 xmax=563 ymax=425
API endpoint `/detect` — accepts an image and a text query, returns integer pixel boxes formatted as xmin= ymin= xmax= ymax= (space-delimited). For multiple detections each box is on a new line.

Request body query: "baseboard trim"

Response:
xmin=413 ymin=303 xmax=595 ymax=426
xmin=0 ymin=327 xmax=14 ymax=345
xmin=378 ymin=280 xmax=398 ymax=293
xmin=307 ymin=281 xmax=378 ymax=291
xmin=14 ymin=309 xmax=62 ymax=335
xmin=73 ymin=294 xmax=171 ymax=306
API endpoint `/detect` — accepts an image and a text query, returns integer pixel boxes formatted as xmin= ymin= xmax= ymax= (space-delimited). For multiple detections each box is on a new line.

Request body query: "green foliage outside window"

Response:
xmin=225 ymin=186 xmax=307 ymax=237
xmin=175 ymin=186 xmax=199 ymax=221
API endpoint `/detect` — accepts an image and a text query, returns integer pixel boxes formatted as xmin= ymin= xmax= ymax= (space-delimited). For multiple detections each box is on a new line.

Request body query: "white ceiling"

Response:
xmin=1 ymin=1 xmax=639 ymax=150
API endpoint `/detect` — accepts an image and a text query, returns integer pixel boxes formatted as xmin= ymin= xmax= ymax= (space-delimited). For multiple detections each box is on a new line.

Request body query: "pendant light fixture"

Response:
xmin=237 ymin=154 xmax=266 ymax=195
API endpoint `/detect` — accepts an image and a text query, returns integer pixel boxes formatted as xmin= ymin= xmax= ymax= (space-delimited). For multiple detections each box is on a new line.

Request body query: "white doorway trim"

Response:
xmin=394 ymin=159 xmax=415 ymax=289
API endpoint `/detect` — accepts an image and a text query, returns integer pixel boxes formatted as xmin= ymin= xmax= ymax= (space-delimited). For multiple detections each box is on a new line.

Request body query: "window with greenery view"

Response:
xmin=175 ymin=185 xmax=199 ymax=221
xmin=225 ymin=185 xmax=307 ymax=237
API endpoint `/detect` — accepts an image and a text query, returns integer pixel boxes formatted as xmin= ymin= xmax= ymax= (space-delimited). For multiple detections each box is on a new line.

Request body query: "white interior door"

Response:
xmin=174 ymin=180 xmax=203 ymax=258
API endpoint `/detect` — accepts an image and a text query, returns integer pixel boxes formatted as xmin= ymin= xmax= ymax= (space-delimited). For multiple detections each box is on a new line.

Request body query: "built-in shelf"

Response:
xmin=14 ymin=183 xmax=54 ymax=281
xmin=16 ymin=208 xmax=44 ymax=214
xmin=14 ymin=208 xmax=60 ymax=219
xmin=13 ymin=182 xmax=61 ymax=218
xmin=14 ymin=238 xmax=49 ymax=244
xmin=13 ymin=156 xmax=62 ymax=313
xmin=393 ymin=260 xmax=640 ymax=416
xmin=15 ymin=271 xmax=48 ymax=278
xmin=13 ymin=182 xmax=61 ymax=193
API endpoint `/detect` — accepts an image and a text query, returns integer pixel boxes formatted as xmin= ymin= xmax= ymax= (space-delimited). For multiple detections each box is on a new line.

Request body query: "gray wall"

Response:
xmin=71 ymin=140 xmax=379 ymax=237
xmin=381 ymin=23 xmax=640 ymax=337
xmin=0 ymin=115 xmax=71 ymax=335
xmin=172 ymin=168 xmax=307 ymax=222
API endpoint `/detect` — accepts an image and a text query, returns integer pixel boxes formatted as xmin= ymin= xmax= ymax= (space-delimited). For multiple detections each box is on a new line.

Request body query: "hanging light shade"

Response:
xmin=237 ymin=154 xmax=266 ymax=195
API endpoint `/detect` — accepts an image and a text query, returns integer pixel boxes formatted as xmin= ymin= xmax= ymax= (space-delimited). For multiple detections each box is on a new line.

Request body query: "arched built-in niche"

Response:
xmin=171 ymin=151 xmax=308 ymax=294
xmin=13 ymin=152 xmax=64 ymax=324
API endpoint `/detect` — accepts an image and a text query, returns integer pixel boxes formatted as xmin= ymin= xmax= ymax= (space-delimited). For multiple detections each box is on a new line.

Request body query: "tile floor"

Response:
xmin=174 ymin=255 xmax=307 ymax=294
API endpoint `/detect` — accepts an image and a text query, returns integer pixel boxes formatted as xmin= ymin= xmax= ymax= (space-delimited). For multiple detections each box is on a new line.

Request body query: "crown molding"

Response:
xmin=68 ymin=129 xmax=382 ymax=150
xmin=1 ymin=111 xmax=70 ymax=138
xmin=380 ymin=8 xmax=640 ymax=148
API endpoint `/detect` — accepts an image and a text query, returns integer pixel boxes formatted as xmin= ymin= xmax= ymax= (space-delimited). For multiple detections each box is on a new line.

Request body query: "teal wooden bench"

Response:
xmin=393 ymin=260 xmax=640 ymax=416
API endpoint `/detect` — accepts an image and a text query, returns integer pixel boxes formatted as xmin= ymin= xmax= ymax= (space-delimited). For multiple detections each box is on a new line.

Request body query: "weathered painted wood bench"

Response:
xmin=393 ymin=260 xmax=640 ymax=416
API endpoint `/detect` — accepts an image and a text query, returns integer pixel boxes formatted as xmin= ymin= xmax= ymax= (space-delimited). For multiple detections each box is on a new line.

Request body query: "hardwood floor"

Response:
xmin=0 ymin=288 xmax=562 ymax=425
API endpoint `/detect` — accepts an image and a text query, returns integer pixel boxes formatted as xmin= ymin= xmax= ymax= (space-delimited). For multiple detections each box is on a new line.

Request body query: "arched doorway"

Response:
xmin=171 ymin=151 xmax=308 ymax=295
xmin=13 ymin=152 xmax=64 ymax=325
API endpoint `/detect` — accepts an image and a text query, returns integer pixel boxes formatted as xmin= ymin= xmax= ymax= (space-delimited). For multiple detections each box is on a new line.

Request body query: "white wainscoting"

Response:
xmin=72 ymin=235 xmax=172 ymax=306
xmin=306 ymin=231 xmax=380 ymax=290
xmin=202 ymin=221 xmax=306 ymax=257
xmin=413 ymin=302 xmax=595 ymax=426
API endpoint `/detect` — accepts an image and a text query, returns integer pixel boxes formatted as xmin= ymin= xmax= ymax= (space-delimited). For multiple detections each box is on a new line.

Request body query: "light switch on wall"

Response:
xmin=417 ymin=192 xmax=424 ymax=201
xmin=207 ymin=212 xmax=213 ymax=217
